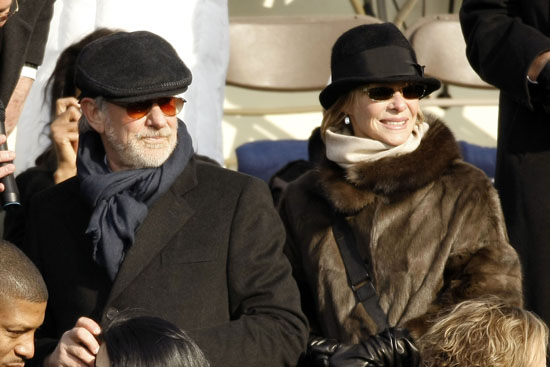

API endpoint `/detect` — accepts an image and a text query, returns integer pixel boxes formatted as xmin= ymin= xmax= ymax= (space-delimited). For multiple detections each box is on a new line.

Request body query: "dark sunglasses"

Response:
xmin=362 ymin=84 xmax=426 ymax=101
xmin=111 ymin=97 xmax=185 ymax=120
xmin=0 ymin=0 xmax=18 ymax=22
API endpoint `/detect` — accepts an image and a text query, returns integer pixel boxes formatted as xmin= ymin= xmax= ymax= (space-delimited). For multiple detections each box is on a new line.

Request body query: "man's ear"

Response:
xmin=80 ymin=97 xmax=106 ymax=134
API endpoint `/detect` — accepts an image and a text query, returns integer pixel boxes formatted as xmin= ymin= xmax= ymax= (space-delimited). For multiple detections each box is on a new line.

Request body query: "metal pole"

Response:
xmin=350 ymin=0 xmax=366 ymax=14
xmin=376 ymin=0 xmax=388 ymax=21
xmin=394 ymin=0 xmax=419 ymax=30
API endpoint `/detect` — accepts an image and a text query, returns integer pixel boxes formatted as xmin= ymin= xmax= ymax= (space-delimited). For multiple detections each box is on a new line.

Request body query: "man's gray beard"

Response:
xmin=104 ymin=118 xmax=178 ymax=169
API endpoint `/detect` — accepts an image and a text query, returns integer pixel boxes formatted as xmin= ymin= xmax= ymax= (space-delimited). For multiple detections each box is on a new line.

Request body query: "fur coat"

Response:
xmin=279 ymin=116 xmax=523 ymax=344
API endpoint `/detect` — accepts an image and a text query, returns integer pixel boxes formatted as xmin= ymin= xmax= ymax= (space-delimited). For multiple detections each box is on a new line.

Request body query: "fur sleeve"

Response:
xmin=405 ymin=166 xmax=523 ymax=338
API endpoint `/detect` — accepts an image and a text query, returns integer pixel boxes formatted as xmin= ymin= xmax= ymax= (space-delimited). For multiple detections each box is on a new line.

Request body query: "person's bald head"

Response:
xmin=0 ymin=241 xmax=47 ymax=303
xmin=0 ymin=241 xmax=47 ymax=367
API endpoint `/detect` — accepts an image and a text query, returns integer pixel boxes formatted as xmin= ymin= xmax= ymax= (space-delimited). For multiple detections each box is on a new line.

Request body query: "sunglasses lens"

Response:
xmin=158 ymin=97 xmax=185 ymax=116
xmin=367 ymin=87 xmax=395 ymax=101
xmin=122 ymin=97 xmax=185 ymax=119
xmin=365 ymin=84 xmax=426 ymax=101
xmin=402 ymin=84 xmax=426 ymax=99
xmin=125 ymin=101 xmax=151 ymax=120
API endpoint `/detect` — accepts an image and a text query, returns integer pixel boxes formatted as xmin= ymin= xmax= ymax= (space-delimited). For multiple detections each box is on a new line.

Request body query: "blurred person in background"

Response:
xmin=0 ymin=0 xmax=55 ymax=193
xmin=0 ymin=0 xmax=55 ymax=134
xmin=461 ymin=0 xmax=550 ymax=334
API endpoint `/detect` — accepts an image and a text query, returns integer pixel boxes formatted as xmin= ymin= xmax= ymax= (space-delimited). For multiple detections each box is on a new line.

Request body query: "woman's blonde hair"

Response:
xmin=419 ymin=297 xmax=549 ymax=367
xmin=319 ymin=88 xmax=425 ymax=141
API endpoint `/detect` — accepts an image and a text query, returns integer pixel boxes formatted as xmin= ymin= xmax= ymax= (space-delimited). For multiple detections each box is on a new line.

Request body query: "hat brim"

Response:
xmin=319 ymin=75 xmax=441 ymax=110
xmin=79 ymin=85 xmax=190 ymax=104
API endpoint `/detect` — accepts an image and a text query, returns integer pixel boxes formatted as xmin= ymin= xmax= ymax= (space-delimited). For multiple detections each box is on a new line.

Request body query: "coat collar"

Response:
xmin=317 ymin=116 xmax=461 ymax=213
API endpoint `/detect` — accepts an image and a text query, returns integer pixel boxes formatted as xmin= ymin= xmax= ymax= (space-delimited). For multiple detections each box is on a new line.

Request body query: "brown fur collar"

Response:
xmin=316 ymin=116 xmax=461 ymax=213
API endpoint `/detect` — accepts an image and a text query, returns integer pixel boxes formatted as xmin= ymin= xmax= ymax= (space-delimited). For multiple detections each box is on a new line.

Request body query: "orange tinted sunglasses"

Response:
xmin=111 ymin=97 xmax=185 ymax=120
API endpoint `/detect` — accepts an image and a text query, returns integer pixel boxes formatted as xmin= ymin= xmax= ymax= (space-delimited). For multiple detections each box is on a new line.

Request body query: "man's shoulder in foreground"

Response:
xmin=190 ymin=155 xmax=273 ymax=194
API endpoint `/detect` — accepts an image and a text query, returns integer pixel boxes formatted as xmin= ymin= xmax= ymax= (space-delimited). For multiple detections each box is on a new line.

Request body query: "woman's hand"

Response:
xmin=301 ymin=337 xmax=342 ymax=367
xmin=328 ymin=328 xmax=420 ymax=367
xmin=51 ymin=97 xmax=80 ymax=183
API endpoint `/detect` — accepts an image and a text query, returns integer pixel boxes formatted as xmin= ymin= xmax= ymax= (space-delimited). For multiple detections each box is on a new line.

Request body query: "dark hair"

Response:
xmin=36 ymin=28 xmax=118 ymax=168
xmin=0 ymin=240 xmax=48 ymax=302
xmin=44 ymin=28 xmax=118 ymax=117
xmin=100 ymin=314 xmax=209 ymax=367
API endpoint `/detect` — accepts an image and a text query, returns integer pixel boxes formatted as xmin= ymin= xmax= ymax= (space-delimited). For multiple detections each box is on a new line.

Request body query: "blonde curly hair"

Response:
xmin=419 ymin=297 xmax=548 ymax=367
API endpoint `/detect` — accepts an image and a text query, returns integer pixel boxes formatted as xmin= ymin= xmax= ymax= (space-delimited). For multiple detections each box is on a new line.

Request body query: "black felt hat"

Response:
xmin=75 ymin=31 xmax=192 ymax=103
xmin=319 ymin=22 xmax=440 ymax=109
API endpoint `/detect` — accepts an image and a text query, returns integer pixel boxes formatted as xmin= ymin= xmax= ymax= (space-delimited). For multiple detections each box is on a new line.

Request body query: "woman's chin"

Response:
xmin=379 ymin=133 xmax=411 ymax=146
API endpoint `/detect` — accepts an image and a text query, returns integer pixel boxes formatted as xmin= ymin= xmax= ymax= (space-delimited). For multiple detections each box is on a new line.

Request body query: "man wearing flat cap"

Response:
xmin=23 ymin=31 xmax=308 ymax=367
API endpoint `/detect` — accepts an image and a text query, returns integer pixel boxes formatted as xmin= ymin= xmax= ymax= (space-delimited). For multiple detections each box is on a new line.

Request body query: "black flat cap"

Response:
xmin=75 ymin=31 xmax=192 ymax=103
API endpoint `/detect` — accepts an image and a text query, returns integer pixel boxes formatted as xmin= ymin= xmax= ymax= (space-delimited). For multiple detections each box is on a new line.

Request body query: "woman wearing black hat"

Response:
xmin=278 ymin=23 xmax=523 ymax=366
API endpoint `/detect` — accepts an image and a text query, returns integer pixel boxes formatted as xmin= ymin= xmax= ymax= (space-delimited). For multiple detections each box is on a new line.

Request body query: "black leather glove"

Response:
xmin=300 ymin=337 xmax=342 ymax=367
xmin=328 ymin=328 xmax=420 ymax=367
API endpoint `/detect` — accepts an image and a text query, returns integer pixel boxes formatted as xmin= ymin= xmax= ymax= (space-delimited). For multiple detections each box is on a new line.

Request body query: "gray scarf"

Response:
xmin=77 ymin=119 xmax=193 ymax=280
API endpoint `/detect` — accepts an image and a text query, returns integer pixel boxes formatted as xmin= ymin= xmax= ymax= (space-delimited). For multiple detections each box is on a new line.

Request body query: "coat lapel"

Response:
xmin=62 ymin=178 xmax=95 ymax=245
xmin=105 ymin=159 xmax=198 ymax=306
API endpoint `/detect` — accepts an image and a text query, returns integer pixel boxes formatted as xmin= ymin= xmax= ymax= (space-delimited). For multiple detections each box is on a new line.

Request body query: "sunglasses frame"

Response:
xmin=362 ymin=83 xmax=427 ymax=101
xmin=111 ymin=96 xmax=186 ymax=120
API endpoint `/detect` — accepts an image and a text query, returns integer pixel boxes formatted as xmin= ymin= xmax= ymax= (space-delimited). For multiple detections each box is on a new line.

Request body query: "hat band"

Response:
xmin=333 ymin=45 xmax=424 ymax=81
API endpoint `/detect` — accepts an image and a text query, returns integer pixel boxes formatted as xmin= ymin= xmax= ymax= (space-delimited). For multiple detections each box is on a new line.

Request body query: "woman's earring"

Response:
xmin=344 ymin=115 xmax=351 ymax=125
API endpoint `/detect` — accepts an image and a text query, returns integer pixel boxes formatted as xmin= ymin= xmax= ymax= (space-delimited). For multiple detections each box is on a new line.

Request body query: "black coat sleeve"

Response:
xmin=459 ymin=0 xmax=550 ymax=108
xmin=3 ymin=167 xmax=55 ymax=249
xmin=23 ymin=0 xmax=55 ymax=66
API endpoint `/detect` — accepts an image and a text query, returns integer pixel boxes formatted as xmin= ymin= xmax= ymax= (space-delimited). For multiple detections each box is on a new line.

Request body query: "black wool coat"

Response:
xmin=460 ymin=0 xmax=550 ymax=325
xmin=0 ymin=0 xmax=55 ymax=104
xmin=4 ymin=161 xmax=55 ymax=248
xmin=24 ymin=157 xmax=309 ymax=367
xmin=279 ymin=117 xmax=523 ymax=343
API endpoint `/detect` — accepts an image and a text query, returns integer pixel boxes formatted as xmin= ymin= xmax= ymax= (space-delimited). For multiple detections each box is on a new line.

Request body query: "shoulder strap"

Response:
xmin=332 ymin=213 xmax=389 ymax=332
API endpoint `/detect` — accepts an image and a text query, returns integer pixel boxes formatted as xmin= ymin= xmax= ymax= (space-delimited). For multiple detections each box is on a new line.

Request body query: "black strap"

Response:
xmin=332 ymin=213 xmax=389 ymax=332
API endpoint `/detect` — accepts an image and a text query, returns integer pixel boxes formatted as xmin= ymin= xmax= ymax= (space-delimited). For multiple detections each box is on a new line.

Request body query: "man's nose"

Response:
xmin=14 ymin=334 xmax=35 ymax=360
xmin=146 ymin=104 xmax=168 ymax=128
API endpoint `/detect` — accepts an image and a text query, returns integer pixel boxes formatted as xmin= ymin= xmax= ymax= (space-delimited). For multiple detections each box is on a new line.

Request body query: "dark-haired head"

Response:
xmin=99 ymin=314 xmax=209 ymax=367
xmin=45 ymin=28 xmax=119 ymax=117
xmin=36 ymin=28 xmax=118 ymax=168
